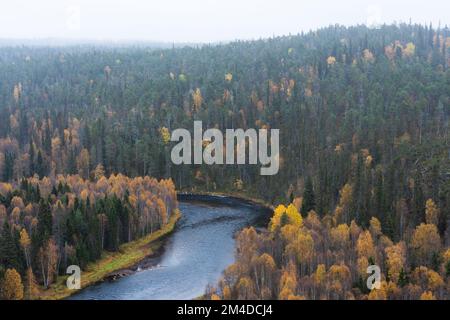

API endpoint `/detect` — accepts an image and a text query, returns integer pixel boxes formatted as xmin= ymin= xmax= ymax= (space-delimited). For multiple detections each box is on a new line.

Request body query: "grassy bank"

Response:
xmin=39 ymin=209 xmax=181 ymax=300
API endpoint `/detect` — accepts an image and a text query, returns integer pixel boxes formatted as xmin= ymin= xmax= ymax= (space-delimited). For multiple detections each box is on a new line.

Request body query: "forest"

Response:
xmin=207 ymin=197 xmax=450 ymax=300
xmin=0 ymin=174 xmax=177 ymax=299
xmin=0 ymin=22 xmax=449 ymax=299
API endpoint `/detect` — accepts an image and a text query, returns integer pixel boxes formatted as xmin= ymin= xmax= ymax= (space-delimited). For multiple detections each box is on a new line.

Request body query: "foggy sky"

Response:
xmin=1 ymin=0 xmax=448 ymax=43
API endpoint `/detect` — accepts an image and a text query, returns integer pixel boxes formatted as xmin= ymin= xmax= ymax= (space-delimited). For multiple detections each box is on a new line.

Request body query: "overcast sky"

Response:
xmin=0 ymin=0 xmax=448 ymax=43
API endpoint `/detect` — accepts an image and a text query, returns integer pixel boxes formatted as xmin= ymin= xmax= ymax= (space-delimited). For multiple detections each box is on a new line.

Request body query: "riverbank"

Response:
xmin=40 ymin=192 xmax=274 ymax=300
xmin=64 ymin=199 xmax=268 ymax=300
xmin=39 ymin=209 xmax=181 ymax=300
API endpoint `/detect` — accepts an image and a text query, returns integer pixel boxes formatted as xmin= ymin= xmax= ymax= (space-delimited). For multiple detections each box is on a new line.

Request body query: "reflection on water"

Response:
xmin=70 ymin=201 xmax=259 ymax=300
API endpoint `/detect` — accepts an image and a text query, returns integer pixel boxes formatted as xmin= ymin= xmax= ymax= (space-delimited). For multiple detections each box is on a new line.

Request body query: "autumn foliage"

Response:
xmin=0 ymin=174 xmax=177 ymax=299
xmin=208 ymin=198 xmax=450 ymax=300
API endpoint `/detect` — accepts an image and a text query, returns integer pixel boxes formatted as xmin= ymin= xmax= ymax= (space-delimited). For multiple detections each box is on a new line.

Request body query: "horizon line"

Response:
xmin=0 ymin=20 xmax=448 ymax=47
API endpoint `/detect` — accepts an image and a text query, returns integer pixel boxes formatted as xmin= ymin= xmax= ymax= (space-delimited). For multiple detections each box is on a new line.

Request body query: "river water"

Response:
xmin=70 ymin=199 xmax=264 ymax=300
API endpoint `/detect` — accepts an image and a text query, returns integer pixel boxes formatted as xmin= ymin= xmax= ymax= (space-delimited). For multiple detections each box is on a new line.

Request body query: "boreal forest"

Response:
xmin=0 ymin=23 xmax=449 ymax=299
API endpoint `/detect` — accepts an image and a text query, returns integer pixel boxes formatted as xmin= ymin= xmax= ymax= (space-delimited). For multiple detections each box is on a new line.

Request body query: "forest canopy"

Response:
xmin=0 ymin=174 xmax=177 ymax=298
xmin=0 ymin=22 xmax=449 ymax=299
xmin=206 ymin=197 xmax=450 ymax=300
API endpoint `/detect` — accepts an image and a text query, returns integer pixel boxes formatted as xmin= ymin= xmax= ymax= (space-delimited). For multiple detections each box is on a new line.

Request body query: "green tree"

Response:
xmin=301 ymin=177 xmax=316 ymax=215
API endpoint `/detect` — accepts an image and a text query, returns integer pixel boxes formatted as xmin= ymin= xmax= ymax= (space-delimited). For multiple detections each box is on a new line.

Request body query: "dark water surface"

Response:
xmin=70 ymin=200 xmax=262 ymax=300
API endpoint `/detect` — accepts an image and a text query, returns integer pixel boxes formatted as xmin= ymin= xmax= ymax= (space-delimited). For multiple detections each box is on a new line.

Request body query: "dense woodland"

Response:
xmin=207 ymin=198 xmax=450 ymax=300
xmin=0 ymin=174 xmax=177 ymax=299
xmin=0 ymin=22 xmax=449 ymax=299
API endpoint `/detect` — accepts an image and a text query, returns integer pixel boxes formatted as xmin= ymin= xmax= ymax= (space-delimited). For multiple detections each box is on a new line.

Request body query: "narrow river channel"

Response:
xmin=70 ymin=198 xmax=268 ymax=300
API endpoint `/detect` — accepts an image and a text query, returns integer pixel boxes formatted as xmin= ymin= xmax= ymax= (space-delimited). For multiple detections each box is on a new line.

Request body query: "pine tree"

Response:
xmin=0 ymin=222 xmax=21 ymax=273
xmin=301 ymin=177 xmax=315 ymax=215
xmin=3 ymin=151 xmax=14 ymax=181
xmin=413 ymin=174 xmax=425 ymax=225
xmin=43 ymin=118 xmax=52 ymax=155
xmin=33 ymin=199 xmax=53 ymax=251
xmin=29 ymin=140 xmax=35 ymax=176
xmin=36 ymin=150 xmax=45 ymax=178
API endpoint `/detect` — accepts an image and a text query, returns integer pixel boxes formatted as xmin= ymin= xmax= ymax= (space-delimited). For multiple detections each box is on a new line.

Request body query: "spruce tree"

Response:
xmin=36 ymin=150 xmax=45 ymax=179
xmin=33 ymin=199 xmax=53 ymax=250
xmin=3 ymin=152 xmax=14 ymax=181
xmin=301 ymin=177 xmax=316 ymax=215
xmin=0 ymin=222 xmax=21 ymax=273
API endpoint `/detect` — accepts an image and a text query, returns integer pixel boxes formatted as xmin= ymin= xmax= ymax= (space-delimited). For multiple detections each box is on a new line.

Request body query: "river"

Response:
xmin=69 ymin=197 xmax=269 ymax=300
